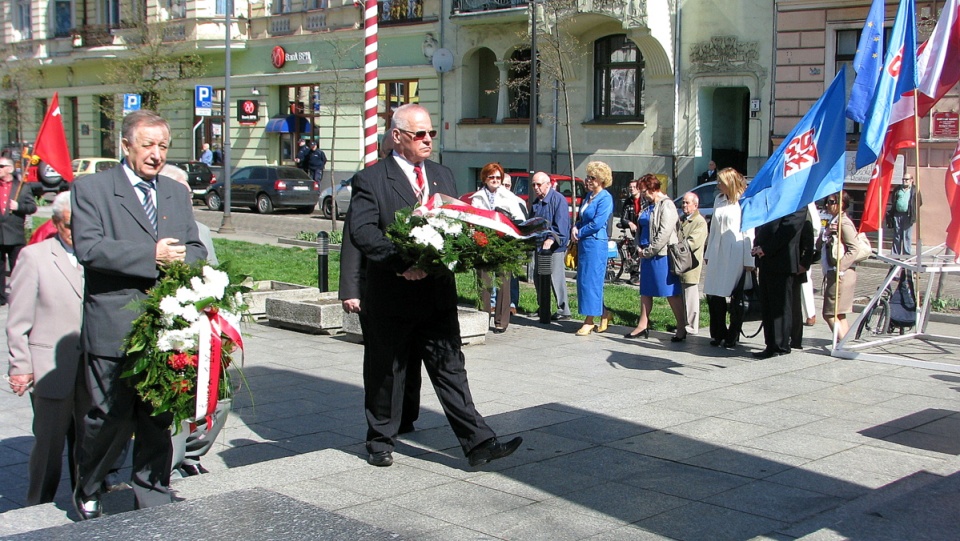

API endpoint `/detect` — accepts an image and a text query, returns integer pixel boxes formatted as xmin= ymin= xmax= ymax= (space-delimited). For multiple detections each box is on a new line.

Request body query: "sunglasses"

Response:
xmin=826 ymin=199 xmax=838 ymax=204
xmin=397 ymin=128 xmax=437 ymax=140
xmin=486 ymin=175 xmax=502 ymax=180
xmin=586 ymin=175 xmax=597 ymax=181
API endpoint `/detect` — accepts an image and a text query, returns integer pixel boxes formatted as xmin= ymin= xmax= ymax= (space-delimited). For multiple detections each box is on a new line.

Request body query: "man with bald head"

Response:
xmin=530 ymin=172 xmax=571 ymax=320
xmin=679 ymin=192 xmax=707 ymax=335
xmin=348 ymin=104 xmax=521 ymax=468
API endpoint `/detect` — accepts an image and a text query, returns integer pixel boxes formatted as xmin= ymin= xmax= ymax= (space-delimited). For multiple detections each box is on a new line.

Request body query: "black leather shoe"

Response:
xmin=709 ymin=339 xmax=722 ymax=347
xmin=752 ymin=348 xmax=783 ymax=359
xmin=468 ymin=436 xmax=523 ymax=467
xmin=367 ymin=451 xmax=394 ymax=467
xmin=624 ymin=328 xmax=649 ymax=339
xmin=398 ymin=423 xmax=416 ymax=434
xmin=670 ymin=333 xmax=687 ymax=343
xmin=722 ymin=339 xmax=737 ymax=349
xmin=74 ymin=490 xmax=102 ymax=520
xmin=180 ymin=463 xmax=209 ymax=476
xmin=550 ymin=313 xmax=571 ymax=321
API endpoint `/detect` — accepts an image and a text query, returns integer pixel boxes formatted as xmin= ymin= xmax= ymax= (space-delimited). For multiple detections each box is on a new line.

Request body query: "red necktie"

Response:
xmin=413 ymin=165 xmax=425 ymax=200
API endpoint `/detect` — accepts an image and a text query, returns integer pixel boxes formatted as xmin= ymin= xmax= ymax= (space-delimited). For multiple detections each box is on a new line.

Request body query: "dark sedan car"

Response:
xmin=205 ymin=165 xmax=318 ymax=214
xmin=167 ymin=160 xmax=216 ymax=202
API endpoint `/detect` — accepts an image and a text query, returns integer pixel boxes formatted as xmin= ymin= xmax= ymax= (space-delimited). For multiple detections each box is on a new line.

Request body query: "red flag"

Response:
xmin=859 ymin=0 xmax=960 ymax=232
xmin=33 ymin=93 xmax=73 ymax=183
xmin=946 ymin=141 xmax=960 ymax=260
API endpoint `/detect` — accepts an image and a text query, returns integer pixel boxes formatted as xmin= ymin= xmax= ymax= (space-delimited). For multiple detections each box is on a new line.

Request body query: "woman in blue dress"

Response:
xmin=625 ymin=174 xmax=687 ymax=341
xmin=572 ymin=161 xmax=614 ymax=336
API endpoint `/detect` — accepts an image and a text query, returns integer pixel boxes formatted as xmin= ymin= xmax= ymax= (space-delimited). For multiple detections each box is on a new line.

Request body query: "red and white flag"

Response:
xmin=33 ymin=93 xmax=74 ymax=183
xmin=860 ymin=0 xmax=960 ymax=232
xmin=946 ymin=141 xmax=960 ymax=261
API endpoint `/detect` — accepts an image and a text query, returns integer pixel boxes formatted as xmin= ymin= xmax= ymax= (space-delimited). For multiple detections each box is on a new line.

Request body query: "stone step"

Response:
xmin=1 ymin=488 xmax=402 ymax=541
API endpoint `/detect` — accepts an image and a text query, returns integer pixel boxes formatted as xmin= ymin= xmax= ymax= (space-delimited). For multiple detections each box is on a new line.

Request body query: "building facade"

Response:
xmin=0 ymin=0 xmax=778 ymax=199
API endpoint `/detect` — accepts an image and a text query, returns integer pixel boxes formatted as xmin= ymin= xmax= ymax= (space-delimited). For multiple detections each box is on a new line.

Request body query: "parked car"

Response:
xmin=459 ymin=172 xmax=586 ymax=216
xmin=674 ymin=181 xmax=719 ymax=227
xmin=72 ymin=157 xmax=120 ymax=178
xmin=167 ymin=160 xmax=216 ymax=202
xmin=319 ymin=176 xmax=353 ymax=218
xmin=205 ymin=165 xmax=318 ymax=214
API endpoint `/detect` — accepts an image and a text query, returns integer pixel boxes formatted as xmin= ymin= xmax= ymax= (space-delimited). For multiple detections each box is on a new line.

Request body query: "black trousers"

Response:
xmin=0 ymin=243 xmax=23 ymax=303
xmin=358 ymin=311 xmax=421 ymax=430
xmin=706 ymin=294 xmax=744 ymax=344
xmin=759 ymin=270 xmax=796 ymax=353
xmin=76 ymin=354 xmax=173 ymax=509
xmin=363 ymin=304 xmax=494 ymax=456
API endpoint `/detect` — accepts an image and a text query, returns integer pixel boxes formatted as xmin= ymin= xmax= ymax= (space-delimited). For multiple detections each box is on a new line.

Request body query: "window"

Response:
xmin=593 ymin=35 xmax=644 ymax=121
xmin=277 ymin=85 xmax=322 ymax=164
xmin=836 ymin=27 xmax=892 ymax=135
xmin=378 ymin=80 xmax=420 ymax=129
xmin=102 ymin=0 xmax=120 ymax=26
xmin=15 ymin=0 xmax=32 ymax=40
xmin=216 ymin=0 xmax=226 ymax=14
xmin=53 ymin=0 xmax=71 ymax=38
xmin=273 ymin=0 xmax=292 ymax=14
xmin=508 ymin=49 xmax=533 ymax=119
xmin=169 ymin=0 xmax=186 ymax=19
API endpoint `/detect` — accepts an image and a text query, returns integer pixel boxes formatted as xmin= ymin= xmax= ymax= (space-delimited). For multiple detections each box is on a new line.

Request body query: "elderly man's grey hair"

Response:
xmin=51 ymin=191 xmax=71 ymax=221
xmin=159 ymin=164 xmax=189 ymax=184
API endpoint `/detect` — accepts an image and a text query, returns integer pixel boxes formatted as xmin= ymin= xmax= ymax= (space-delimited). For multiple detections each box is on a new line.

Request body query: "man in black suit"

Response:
xmin=348 ymin=104 xmax=521 ymax=468
xmin=751 ymin=209 xmax=813 ymax=359
xmin=698 ymin=160 xmax=718 ymax=185
xmin=0 ymin=156 xmax=38 ymax=305
xmin=71 ymin=110 xmax=206 ymax=518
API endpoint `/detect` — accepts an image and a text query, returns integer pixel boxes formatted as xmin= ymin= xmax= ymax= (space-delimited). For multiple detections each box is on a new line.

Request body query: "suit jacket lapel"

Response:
xmin=155 ymin=177 xmax=176 ymax=238
xmin=385 ymin=158 xmax=418 ymax=207
xmin=50 ymin=239 xmax=83 ymax=297
xmin=114 ymin=169 xmax=157 ymax=239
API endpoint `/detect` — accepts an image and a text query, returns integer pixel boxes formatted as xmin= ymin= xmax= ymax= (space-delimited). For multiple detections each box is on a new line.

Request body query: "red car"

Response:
xmin=459 ymin=172 xmax=586 ymax=216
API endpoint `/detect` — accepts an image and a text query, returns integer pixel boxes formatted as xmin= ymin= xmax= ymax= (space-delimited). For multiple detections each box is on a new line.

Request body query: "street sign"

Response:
xmin=195 ymin=85 xmax=213 ymax=117
xmin=122 ymin=93 xmax=141 ymax=116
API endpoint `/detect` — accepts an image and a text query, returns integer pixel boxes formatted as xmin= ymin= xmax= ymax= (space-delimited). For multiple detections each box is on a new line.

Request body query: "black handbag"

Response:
xmin=732 ymin=270 xmax=763 ymax=323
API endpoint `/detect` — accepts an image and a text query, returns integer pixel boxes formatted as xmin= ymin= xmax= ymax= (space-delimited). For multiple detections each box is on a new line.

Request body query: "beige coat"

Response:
xmin=6 ymin=237 xmax=84 ymax=399
xmin=680 ymin=211 xmax=708 ymax=285
xmin=640 ymin=195 xmax=679 ymax=258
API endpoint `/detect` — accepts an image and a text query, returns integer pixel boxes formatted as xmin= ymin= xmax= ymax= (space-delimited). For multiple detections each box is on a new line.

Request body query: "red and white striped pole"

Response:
xmin=363 ymin=0 xmax=379 ymax=168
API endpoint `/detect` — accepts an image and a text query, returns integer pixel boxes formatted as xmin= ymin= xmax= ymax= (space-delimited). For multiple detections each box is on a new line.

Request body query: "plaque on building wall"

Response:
xmin=932 ymin=112 xmax=959 ymax=138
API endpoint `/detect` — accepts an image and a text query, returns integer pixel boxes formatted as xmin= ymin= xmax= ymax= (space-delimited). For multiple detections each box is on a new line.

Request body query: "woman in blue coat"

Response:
xmin=572 ymin=161 xmax=614 ymax=336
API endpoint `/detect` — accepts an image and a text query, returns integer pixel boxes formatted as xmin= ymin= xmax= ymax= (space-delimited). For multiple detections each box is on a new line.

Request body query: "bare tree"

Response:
xmin=0 ymin=59 xmax=44 ymax=158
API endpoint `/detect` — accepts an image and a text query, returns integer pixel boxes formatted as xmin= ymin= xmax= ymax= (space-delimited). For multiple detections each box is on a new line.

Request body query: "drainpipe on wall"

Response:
xmin=671 ymin=5 xmax=682 ymax=198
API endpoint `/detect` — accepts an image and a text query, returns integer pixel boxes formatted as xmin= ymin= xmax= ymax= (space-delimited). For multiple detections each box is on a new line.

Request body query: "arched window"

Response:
xmin=593 ymin=35 xmax=644 ymax=121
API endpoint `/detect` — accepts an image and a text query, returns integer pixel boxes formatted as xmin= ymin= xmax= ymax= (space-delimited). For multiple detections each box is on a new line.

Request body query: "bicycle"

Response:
xmin=605 ymin=224 xmax=641 ymax=284
xmin=854 ymin=267 xmax=915 ymax=340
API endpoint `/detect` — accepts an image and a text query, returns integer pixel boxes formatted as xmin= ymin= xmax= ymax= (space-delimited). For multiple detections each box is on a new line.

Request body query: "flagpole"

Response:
xmin=912 ymin=91 xmax=922 ymax=273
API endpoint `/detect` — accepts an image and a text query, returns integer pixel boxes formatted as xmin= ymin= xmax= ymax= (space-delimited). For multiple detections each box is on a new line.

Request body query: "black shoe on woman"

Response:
xmin=709 ymin=339 xmax=722 ymax=347
xmin=624 ymin=328 xmax=649 ymax=339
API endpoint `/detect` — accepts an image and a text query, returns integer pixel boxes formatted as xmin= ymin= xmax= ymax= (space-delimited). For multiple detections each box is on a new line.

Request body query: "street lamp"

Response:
xmin=219 ymin=0 xmax=236 ymax=234
xmin=528 ymin=0 xmax=538 ymax=175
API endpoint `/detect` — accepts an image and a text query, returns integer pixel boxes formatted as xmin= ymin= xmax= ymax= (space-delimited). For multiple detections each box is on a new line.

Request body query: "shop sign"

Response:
xmin=271 ymin=45 xmax=312 ymax=69
xmin=932 ymin=112 xmax=959 ymax=138
xmin=237 ymin=99 xmax=259 ymax=126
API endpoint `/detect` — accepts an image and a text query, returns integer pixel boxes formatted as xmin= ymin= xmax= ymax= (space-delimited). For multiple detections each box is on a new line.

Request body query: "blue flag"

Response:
xmin=740 ymin=68 xmax=848 ymax=232
xmin=855 ymin=0 xmax=918 ymax=169
xmin=846 ymin=0 xmax=886 ymax=123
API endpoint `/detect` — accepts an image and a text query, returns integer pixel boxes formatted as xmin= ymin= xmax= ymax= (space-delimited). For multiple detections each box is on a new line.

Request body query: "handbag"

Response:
xmin=732 ymin=270 xmax=763 ymax=323
xmin=667 ymin=222 xmax=698 ymax=276
xmin=564 ymin=242 xmax=577 ymax=269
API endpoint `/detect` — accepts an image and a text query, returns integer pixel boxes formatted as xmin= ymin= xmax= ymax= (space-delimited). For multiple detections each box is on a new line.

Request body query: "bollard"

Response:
xmin=537 ymin=251 xmax=553 ymax=324
xmin=317 ymin=231 xmax=329 ymax=292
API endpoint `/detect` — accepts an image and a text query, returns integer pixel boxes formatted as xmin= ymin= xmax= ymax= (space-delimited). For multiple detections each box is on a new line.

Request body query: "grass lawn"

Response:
xmin=214 ymin=238 xmax=709 ymax=331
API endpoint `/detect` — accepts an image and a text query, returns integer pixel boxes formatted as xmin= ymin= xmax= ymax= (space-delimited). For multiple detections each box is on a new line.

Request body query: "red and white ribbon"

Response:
xmin=414 ymin=194 xmax=541 ymax=239
xmin=195 ymin=307 xmax=243 ymax=424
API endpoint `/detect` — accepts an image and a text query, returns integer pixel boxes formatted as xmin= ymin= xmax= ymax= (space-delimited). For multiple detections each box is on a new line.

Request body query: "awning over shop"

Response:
xmin=264 ymin=115 xmax=311 ymax=134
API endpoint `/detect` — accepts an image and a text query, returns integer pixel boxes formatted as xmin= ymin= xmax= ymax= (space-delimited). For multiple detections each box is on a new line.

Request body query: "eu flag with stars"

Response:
xmin=740 ymin=68 xmax=847 ymax=232
xmin=855 ymin=0 xmax=918 ymax=169
xmin=846 ymin=0 xmax=886 ymax=123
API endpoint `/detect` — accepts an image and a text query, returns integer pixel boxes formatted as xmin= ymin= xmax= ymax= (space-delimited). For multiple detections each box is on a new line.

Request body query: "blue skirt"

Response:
xmin=640 ymin=254 xmax=681 ymax=297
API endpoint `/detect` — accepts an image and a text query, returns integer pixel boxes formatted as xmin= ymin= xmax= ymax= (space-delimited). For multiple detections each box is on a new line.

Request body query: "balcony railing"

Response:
xmin=452 ymin=0 xmax=527 ymax=15
xmin=378 ymin=0 xmax=423 ymax=24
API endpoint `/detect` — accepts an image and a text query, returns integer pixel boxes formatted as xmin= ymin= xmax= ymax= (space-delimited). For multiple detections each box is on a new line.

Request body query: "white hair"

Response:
xmin=160 ymin=164 xmax=189 ymax=185
xmin=51 ymin=191 xmax=71 ymax=220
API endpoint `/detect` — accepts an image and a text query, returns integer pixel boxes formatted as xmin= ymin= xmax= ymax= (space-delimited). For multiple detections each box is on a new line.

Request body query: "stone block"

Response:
xmin=244 ymin=281 xmax=318 ymax=320
xmin=340 ymin=306 xmax=488 ymax=345
xmin=265 ymin=293 xmax=343 ymax=334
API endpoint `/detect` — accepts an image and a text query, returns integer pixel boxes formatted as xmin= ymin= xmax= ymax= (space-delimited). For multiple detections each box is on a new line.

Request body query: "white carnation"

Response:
xmin=159 ymin=296 xmax=184 ymax=318
xmin=175 ymin=286 xmax=200 ymax=304
xmin=410 ymin=225 xmax=445 ymax=251
xmin=157 ymin=328 xmax=197 ymax=352
xmin=180 ymin=304 xmax=201 ymax=323
xmin=202 ymin=267 xmax=230 ymax=299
